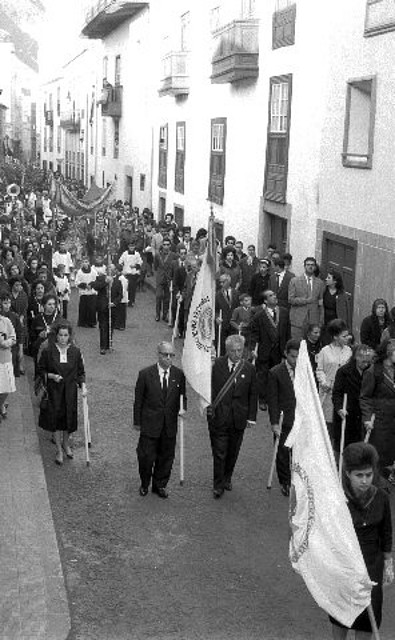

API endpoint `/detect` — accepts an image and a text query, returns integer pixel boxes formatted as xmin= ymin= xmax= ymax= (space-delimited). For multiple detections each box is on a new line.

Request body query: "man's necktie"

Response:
xmin=163 ymin=370 xmax=168 ymax=398
xmin=273 ymin=309 xmax=277 ymax=324
xmin=307 ymin=277 xmax=312 ymax=297
xmin=276 ymin=273 xmax=280 ymax=293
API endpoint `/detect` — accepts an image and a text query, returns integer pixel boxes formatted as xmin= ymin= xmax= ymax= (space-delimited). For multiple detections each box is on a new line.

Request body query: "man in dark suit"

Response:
xmin=171 ymin=246 xmax=188 ymax=337
xmin=133 ymin=341 xmax=186 ymax=498
xmin=269 ymin=258 xmax=294 ymax=312
xmin=250 ymin=290 xmax=290 ymax=410
xmin=91 ymin=263 xmax=122 ymax=355
xmin=267 ymin=339 xmax=300 ymax=496
xmin=215 ymin=273 xmax=239 ymax=356
xmin=208 ymin=334 xmax=257 ymax=499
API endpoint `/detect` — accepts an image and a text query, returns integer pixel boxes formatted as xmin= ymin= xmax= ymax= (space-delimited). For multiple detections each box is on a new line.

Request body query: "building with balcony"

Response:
xmin=81 ymin=0 xmax=154 ymax=210
xmin=211 ymin=18 xmax=259 ymax=84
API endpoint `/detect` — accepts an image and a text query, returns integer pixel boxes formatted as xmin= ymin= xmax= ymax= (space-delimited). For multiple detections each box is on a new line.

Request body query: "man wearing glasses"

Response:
xmin=133 ymin=341 xmax=186 ymax=498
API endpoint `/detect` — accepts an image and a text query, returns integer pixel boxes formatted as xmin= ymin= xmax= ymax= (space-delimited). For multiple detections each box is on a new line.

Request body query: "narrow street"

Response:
xmin=26 ymin=288 xmax=395 ymax=640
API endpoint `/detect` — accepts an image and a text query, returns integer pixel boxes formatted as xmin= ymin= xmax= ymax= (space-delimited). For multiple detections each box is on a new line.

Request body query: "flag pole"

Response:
xmin=168 ymin=281 xmax=173 ymax=326
xmin=364 ymin=414 xmax=375 ymax=443
xmin=83 ymin=395 xmax=91 ymax=466
xmin=217 ymin=309 xmax=222 ymax=357
xmin=179 ymin=394 xmax=185 ymax=485
xmin=338 ymin=393 xmax=347 ymax=480
xmin=367 ymin=604 xmax=381 ymax=640
xmin=172 ymin=297 xmax=181 ymax=347
xmin=267 ymin=412 xmax=284 ymax=490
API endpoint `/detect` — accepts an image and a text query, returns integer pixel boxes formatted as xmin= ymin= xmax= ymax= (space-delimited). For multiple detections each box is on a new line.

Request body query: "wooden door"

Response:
xmin=321 ymin=232 xmax=357 ymax=322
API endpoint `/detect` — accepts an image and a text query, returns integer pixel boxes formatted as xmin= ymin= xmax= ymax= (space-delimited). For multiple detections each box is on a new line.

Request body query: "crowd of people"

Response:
xmin=0 ymin=172 xmax=393 ymax=637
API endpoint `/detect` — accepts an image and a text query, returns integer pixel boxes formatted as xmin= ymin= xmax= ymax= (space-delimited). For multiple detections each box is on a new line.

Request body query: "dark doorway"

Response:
xmin=174 ymin=205 xmax=184 ymax=229
xmin=321 ymin=232 xmax=357 ymax=323
xmin=126 ymin=176 xmax=133 ymax=208
xmin=159 ymin=196 xmax=166 ymax=220
xmin=268 ymin=212 xmax=287 ymax=253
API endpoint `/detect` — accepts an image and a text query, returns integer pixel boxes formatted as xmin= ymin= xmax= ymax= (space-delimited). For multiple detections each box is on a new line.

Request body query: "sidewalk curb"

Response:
xmin=0 ymin=375 xmax=71 ymax=640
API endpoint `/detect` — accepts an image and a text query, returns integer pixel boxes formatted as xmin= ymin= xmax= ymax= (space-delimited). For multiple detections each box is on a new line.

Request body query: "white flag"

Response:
xmin=181 ymin=247 xmax=215 ymax=412
xmin=285 ymin=340 xmax=373 ymax=627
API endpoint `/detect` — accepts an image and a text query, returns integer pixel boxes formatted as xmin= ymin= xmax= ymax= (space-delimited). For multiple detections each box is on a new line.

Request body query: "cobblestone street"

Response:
xmin=21 ymin=289 xmax=395 ymax=640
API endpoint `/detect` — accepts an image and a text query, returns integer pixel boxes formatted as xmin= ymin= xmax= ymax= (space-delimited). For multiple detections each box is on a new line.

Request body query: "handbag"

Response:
xmin=40 ymin=387 xmax=49 ymax=411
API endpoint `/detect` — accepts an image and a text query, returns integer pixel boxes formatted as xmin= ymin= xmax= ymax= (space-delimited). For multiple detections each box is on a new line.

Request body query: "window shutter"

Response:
xmin=272 ymin=4 xmax=296 ymax=50
xmin=158 ymin=124 xmax=168 ymax=189
xmin=264 ymin=75 xmax=292 ymax=203
xmin=175 ymin=122 xmax=185 ymax=194
xmin=208 ymin=117 xmax=227 ymax=205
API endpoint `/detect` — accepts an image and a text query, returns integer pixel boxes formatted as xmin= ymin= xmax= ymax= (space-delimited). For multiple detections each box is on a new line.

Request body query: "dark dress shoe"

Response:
xmin=155 ymin=316 xmax=160 ymax=321
xmin=213 ymin=489 xmax=224 ymax=499
xmin=152 ymin=486 xmax=168 ymax=499
xmin=139 ymin=486 xmax=148 ymax=497
xmin=224 ymin=481 xmax=232 ymax=491
xmin=281 ymin=484 xmax=290 ymax=497
xmin=100 ymin=349 xmax=106 ymax=355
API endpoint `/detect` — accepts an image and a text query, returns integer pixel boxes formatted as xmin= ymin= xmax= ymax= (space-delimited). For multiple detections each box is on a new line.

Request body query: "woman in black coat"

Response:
xmin=360 ymin=298 xmax=390 ymax=350
xmin=330 ymin=443 xmax=393 ymax=637
xmin=360 ymin=339 xmax=395 ymax=479
xmin=36 ymin=322 xmax=87 ymax=465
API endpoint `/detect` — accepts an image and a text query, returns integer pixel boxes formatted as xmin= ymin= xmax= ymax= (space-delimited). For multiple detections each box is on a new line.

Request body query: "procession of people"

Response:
xmin=0 ymin=169 xmax=393 ymax=639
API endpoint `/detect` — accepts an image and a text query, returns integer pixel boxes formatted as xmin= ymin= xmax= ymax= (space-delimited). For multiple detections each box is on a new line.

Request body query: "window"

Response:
xmin=210 ymin=6 xmax=221 ymax=31
xmin=241 ymin=0 xmax=256 ymax=18
xmin=273 ymin=1 xmax=296 ymax=49
xmin=158 ymin=124 xmax=168 ymax=188
xmin=57 ymin=87 xmax=60 ymax=116
xmin=365 ymin=0 xmax=395 ymax=36
xmin=342 ymin=76 xmax=376 ymax=169
xmin=264 ymin=74 xmax=292 ymax=203
xmin=102 ymin=118 xmax=107 ymax=156
xmin=270 ymin=82 xmax=289 ymax=133
xmin=115 ymin=55 xmax=121 ymax=86
xmin=103 ymin=56 xmax=108 ymax=80
xmin=57 ymin=126 xmax=61 ymax=153
xmin=140 ymin=174 xmax=146 ymax=191
xmin=181 ymin=12 xmax=191 ymax=51
xmin=113 ymin=119 xmax=119 ymax=158
xmin=175 ymin=122 xmax=186 ymax=194
xmin=48 ymin=93 xmax=53 ymax=111
xmin=208 ymin=117 xmax=227 ymax=205
xmin=43 ymin=127 xmax=47 ymax=152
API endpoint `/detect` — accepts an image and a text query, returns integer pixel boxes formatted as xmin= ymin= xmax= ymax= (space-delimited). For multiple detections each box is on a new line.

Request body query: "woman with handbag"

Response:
xmin=0 ymin=307 xmax=17 ymax=420
xmin=36 ymin=322 xmax=87 ymax=465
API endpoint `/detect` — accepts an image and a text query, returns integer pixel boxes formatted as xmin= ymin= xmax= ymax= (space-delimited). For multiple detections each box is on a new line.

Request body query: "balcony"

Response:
xmin=44 ymin=110 xmax=53 ymax=127
xmin=99 ymin=85 xmax=123 ymax=117
xmin=60 ymin=112 xmax=81 ymax=132
xmin=211 ymin=19 xmax=259 ymax=84
xmin=82 ymin=0 xmax=148 ymax=39
xmin=159 ymin=52 xmax=189 ymax=97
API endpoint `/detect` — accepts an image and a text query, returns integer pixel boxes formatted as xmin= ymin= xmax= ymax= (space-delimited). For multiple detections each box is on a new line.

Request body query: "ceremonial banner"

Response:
xmin=50 ymin=175 xmax=115 ymax=217
xmin=285 ymin=340 xmax=373 ymax=627
xmin=181 ymin=217 xmax=216 ymax=411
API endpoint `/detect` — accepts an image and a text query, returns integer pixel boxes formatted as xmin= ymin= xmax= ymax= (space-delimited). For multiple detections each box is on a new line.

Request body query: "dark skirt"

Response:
xmin=78 ymin=295 xmax=97 ymax=328
xmin=114 ymin=302 xmax=127 ymax=330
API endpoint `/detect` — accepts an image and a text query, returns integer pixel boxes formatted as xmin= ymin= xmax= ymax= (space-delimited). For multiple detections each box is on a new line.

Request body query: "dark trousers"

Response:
xmin=136 ymin=431 xmax=177 ymax=489
xmin=127 ymin=274 xmax=139 ymax=305
xmin=98 ymin=307 xmax=115 ymax=349
xmin=209 ymin=425 xmax=245 ymax=490
xmin=276 ymin=429 xmax=291 ymax=487
xmin=256 ymin=353 xmax=281 ymax=403
xmin=60 ymin=300 xmax=68 ymax=319
xmin=155 ymin=283 xmax=170 ymax=319
xmin=114 ymin=302 xmax=127 ymax=329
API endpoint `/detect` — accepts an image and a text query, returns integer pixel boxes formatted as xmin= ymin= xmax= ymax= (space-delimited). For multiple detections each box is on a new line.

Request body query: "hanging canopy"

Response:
xmin=51 ymin=176 xmax=115 ymax=218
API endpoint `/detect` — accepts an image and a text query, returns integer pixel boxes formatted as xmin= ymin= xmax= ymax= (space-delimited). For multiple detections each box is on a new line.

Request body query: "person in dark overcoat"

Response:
xmin=360 ymin=338 xmax=395 ymax=480
xmin=250 ymin=290 xmax=289 ymax=410
xmin=215 ymin=273 xmax=239 ymax=357
xmin=267 ymin=339 xmax=300 ymax=496
xmin=332 ymin=344 xmax=374 ymax=454
xmin=91 ymin=263 xmax=122 ymax=354
xmin=360 ymin=298 xmax=391 ymax=350
xmin=208 ymin=334 xmax=257 ymax=499
xmin=133 ymin=341 xmax=186 ymax=498
xmin=36 ymin=322 xmax=87 ymax=465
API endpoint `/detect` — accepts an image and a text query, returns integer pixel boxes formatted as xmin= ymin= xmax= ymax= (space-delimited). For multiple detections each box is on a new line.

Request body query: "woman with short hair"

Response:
xmin=360 ymin=299 xmax=390 ymax=350
xmin=36 ymin=322 xmax=87 ymax=465
xmin=330 ymin=442 xmax=393 ymax=639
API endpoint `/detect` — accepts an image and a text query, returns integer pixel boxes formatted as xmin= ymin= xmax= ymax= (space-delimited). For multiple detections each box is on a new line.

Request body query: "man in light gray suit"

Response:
xmin=288 ymin=257 xmax=324 ymax=339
